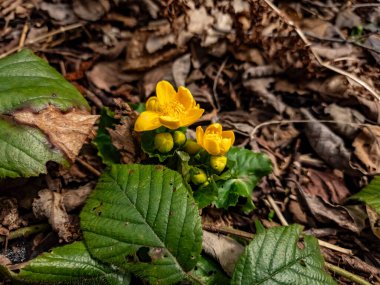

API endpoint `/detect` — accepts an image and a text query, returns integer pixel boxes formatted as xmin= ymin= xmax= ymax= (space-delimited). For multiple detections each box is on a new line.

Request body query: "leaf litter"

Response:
xmin=1 ymin=0 xmax=380 ymax=284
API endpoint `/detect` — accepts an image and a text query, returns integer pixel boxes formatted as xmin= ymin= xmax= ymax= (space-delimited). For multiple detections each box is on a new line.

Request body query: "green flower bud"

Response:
xmin=183 ymin=139 xmax=202 ymax=155
xmin=173 ymin=131 xmax=187 ymax=146
xmin=154 ymin=132 xmax=174 ymax=153
xmin=210 ymin=155 xmax=227 ymax=173
xmin=191 ymin=168 xmax=207 ymax=185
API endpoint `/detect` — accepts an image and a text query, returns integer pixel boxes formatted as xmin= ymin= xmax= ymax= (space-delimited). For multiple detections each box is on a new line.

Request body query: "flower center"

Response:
xmin=161 ymin=101 xmax=185 ymax=118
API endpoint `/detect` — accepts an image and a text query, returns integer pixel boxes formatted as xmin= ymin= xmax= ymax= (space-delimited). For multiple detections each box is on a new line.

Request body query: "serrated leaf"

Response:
xmin=191 ymin=255 xmax=230 ymax=285
xmin=0 ymin=118 xmax=67 ymax=178
xmin=231 ymin=224 xmax=337 ymax=285
xmin=80 ymin=164 xmax=203 ymax=285
xmin=0 ymin=49 xmax=88 ymax=113
xmin=215 ymin=147 xmax=272 ymax=211
xmin=351 ymin=176 xmax=380 ymax=215
xmin=14 ymin=241 xmax=130 ymax=285
xmin=93 ymin=107 xmax=121 ymax=165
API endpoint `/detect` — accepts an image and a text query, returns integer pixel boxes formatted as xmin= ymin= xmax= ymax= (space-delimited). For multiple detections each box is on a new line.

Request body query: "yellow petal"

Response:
xmin=222 ymin=130 xmax=235 ymax=146
xmin=156 ymin=81 xmax=176 ymax=105
xmin=146 ymin=97 xmax=160 ymax=112
xmin=159 ymin=115 xmax=181 ymax=129
xmin=220 ymin=138 xmax=232 ymax=154
xmin=196 ymin=126 xmax=204 ymax=147
xmin=177 ymin=86 xmax=195 ymax=109
xmin=205 ymin=123 xmax=222 ymax=136
xmin=203 ymin=137 xmax=221 ymax=156
xmin=181 ymin=108 xmax=204 ymax=127
xmin=134 ymin=111 xmax=161 ymax=132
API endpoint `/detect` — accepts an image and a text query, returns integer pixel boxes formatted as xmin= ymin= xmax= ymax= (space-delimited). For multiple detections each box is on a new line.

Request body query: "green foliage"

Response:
xmin=351 ymin=176 xmax=380 ymax=215
xmin=0 ymin=119 xmax=67 ymax=178
xmin=191 ymin=255 xmax=230 ymax=285
xmin=193 ymin=147 xmax=272 ymax=212
xmin=0 ymin=49 xmax=90 ymax=178
xmin=14 ymin=241 xmax=130 ymax=285
xmin=0 ymin=49 xmax=88 ymax=113
xmin=231 ymin=224 xmax=337 ymax=285
xmin=93 ymin=107 xmax=120 ymax=165
xmin=80 ymin=164 xmax=203 ymax=285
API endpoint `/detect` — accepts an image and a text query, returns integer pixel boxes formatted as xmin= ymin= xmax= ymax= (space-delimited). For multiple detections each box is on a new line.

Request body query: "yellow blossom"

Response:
xmin=210 ymin=155 xmax=227 ymax=173
xmin=134 ymin=81 xmax=204 ymax=132
xmin=154 ymin=133 xmax=174 ymax=153
xmin=196 ymin=123 xmax=235 ymax=156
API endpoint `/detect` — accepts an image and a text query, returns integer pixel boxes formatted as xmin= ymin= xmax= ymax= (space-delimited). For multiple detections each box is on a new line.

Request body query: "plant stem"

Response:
xmin=324 ymin=262 xmax=372 ymax=285
xmin=0 ymin=224 xmax=49 ymax=243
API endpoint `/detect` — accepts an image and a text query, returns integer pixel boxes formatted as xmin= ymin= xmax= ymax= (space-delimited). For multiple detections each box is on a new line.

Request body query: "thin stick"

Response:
xmin=202 ymin=224 xmax=254 ymax=239
xmin=17 ymin=22 xmax=29 ymax=51
xmin=0 ymin=23 xmax=84 ymax=59
xmin=213 ymin=57 xmax=228 ymax=111
xmin=76 ymin=157 xmax=101 ymax=177
xmin=325 ymin=262 xmax=372 ymax=285
xmin=267 ymin=195 xmax=353 ymax=255
xmin=262 ymin=0 xmax=380 ymax=101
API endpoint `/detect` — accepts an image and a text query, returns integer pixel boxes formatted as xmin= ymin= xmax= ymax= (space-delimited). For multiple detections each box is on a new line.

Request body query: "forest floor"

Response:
xmin=0 ymin=0 xmax=380 ymax=284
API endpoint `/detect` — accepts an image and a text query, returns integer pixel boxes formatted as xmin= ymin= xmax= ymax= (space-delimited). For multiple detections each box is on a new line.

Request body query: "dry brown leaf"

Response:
xmin=366 ymin=34 xmax=380 ymax=65
xmin=353 ymin=126 xmax=380 ymax=173
xmin=33 ymin=189 xmax=77 ymax=242
xmin=39 ymin=2 xmax=78 ymax=25
xmin=87 ymin=61 xmax=139 ymax=92
xmin=301 ymin=109 xmax=352 ymax=172
xmin=202 ymin=230 xmax=244 ymax=276
xmin=335 ymin=9 xmax=361 ymax=29
xmin=172 ymin=53 xmax=191 ymax=87
xmin=73 ymin=0 xmax=110 ymax=21
xmin=62 ymin=183 xmax=94 ymax=212
xmin=14 ymin=105 xmax=99 ymax=162
xmin=366 ymin=206 xmax=380 ymax=239
xmin=0 ymin=198 xmax=25 ymax=231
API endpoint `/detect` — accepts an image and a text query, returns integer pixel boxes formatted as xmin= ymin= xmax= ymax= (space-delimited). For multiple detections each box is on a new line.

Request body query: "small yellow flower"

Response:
xmin=154 ymin=133 xmax=174 ymax=153
xmin=173 ymin=131 xmax=186 ymax=146
xmin=191 ymin=168 xmax=207 ymax=185
xmin=134 ymin=81 xmax=204 ymax=132
xmin=196 ymin=123 xmax=235 ymax=156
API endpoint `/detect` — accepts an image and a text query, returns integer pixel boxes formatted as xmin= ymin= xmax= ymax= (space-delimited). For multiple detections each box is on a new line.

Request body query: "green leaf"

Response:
xmin=0 ymin=118 xmax=67 ymax=178
xmin=191 ymin=255 xmax=230 ymax=285
xmin=215 ymin=147 xmax=272 ymax=212
xmin=231 ymin=224 xmax=337 ymax=285
xmin=93 ymin=107 xmax=120 ymax=165
xmin=193 ymin=177 xmax=219 ymax=209
xmin=14 ymin=241 xmax=130 ymax=285
xmin=80 ymin=164 xmax=203 ymax=285
xmin=0 ymin=49 xmax=88 ymax=113
xmin=351 ymin=176 xmax=380 ymax=215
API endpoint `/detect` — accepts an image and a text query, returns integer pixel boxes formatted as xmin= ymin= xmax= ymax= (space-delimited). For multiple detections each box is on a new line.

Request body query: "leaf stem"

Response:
xmin=0 ymin=224 xmax=49 ymax=243
xmin=324 ymin=262 xmax=372 ymax=285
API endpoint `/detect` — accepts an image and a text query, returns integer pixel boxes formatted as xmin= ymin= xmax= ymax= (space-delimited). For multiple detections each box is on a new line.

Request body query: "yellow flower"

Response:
xmin=154 ymin=132 xmax=174 ymax=153
xmin=196 ymin=123 xmax=235 ymax=156
xmin=134 ymin=81 xmax=204 ymax=132
xmin=210 ymin=155 xmax=227 ymax=173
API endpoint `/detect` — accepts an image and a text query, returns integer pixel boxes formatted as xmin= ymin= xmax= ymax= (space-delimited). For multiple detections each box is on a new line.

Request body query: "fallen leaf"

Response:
xmin=366 ymin=206 xmax=380 ymax=239
xmin=335 ymin=9 xmax=361 ymax=29
xmin=39 ymin=2 xmax=78 ymax=25
xmin=202 ymin=230 xmax=244 ymax=276
xmin=33 ymin=189 xmax=77 ymax=242
xmin=172 ymin=53 xmax=191 ymax=87
xmin=14 ymin=105 xmax=99 ymax=162
xmin=0 ymin=198 xmax=25 ymax=231
xmin=73 ymin=0 xmax=110 ymax=21
xmin=353 ymin=126 xmax=380 ymax=173
xmin=62 ymin=183 xmax=94 ymax=212
xmin=301 ymin=108 xmax=352 ymax=172
xmin=366 ymin=34 xmax=380 ymax=65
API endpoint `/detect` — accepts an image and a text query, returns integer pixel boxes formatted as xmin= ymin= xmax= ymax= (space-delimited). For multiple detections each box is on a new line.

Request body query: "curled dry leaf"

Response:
xmin=0 ymin=198 xmax=25 ymax=231
xmin=33 ymin=189 xmax=74 ymax=242
xmin=202 ymin=230 xmax=244 ymax=276
xmin=366 ymin=206 xmax=380 ymax=239
xmin=353 ymin=126 xmax=380 ymax=173
xmin=73 ymin=0 xmax=110 ymax=21
xmin=62 ymin=183 xmax=94 ymax=212
xmin=301 ymin=109 xmax=352 ymax=172
xmin=13 ymin=105 xmax=99 ymax=162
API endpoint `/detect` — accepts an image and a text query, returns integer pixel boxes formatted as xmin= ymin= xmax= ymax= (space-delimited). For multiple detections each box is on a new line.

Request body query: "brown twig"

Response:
xmin=202 ymin=224 xmax=254 ymax=240
xmin=76 ymin=157 xmax=101 ymax=177
xmin=0 ymin=23 xmax=85 ymax=59
xmin=212 ymin=57 xmax=228 ymax=111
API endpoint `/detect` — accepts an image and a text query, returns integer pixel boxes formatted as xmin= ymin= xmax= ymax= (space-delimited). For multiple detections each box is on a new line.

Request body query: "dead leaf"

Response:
xmin=14 ymin=105 xmax=99 ymax=162
xmin=335 ymin=9 xmax=361 ymax=29
xmin=301 ymin=108 xmax=352 ymax=172
xmin=172 ymin=53 xmax=191 ymax=87
xmin=87 ymin=61 xmax=139 ymax=92
xmin=39 ymin=2 xmax=78 ymax=25
xmin=353 ymin=126 xmax=380 ymax=173
xmin=366 ymin=206 xmax=380 ymax=239
xmin=325 ymin=104 xmax=364 ymax=139
xmin=33 ymin=189 xmax=78 ymax=242
xmin=0 ymin=198 xmax=25 ymax=231
xmin=62 ymin=183 xmax=94 ymax=212
xmin=143 ymin=63 xmax=173 ymax=97
xmin=202 ymin=230 xmax=244 ymax=276
xmin=366 ymin=34 xmax=380 ymax=65
xmin=73 ymin=0 xmax=110 ymax=21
